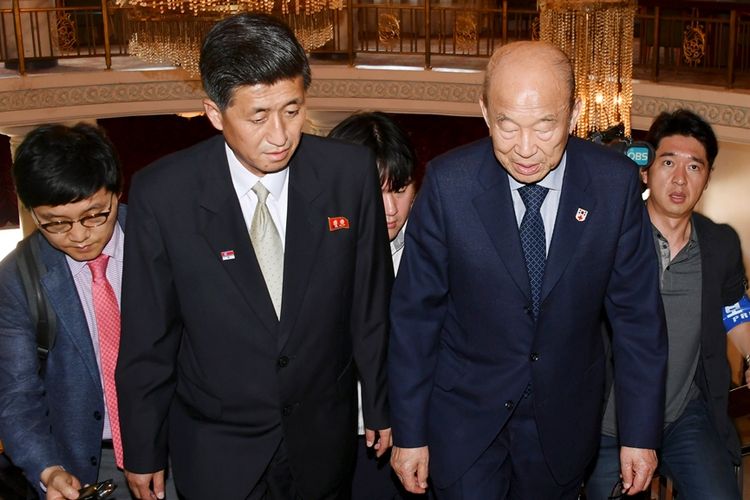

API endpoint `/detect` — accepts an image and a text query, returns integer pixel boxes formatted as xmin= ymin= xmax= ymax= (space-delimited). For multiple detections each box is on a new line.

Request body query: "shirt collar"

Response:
xmin=226 ymin=143 xmax=288 ymax=202
xmin=391 ymin=222 xmax=407 ymax=255
xmin=508 ymin=151 xmax=567 ymax=191
xmin=652 ymin=219 xmax=699 ymax=248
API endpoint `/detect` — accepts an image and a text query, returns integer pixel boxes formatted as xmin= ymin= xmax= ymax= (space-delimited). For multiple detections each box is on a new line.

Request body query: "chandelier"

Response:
xmin=118 ymin=0 xmax=343 ymax=75
xmin=538 ymin=0 xmax=636 ymax=138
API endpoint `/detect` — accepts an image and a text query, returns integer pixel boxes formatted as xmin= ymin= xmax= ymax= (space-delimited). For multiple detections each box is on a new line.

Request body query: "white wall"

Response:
xmin=696 ymin=140 xmax=750 ymax=275
xmin=0 ymin=227 xmax=22 ymax=260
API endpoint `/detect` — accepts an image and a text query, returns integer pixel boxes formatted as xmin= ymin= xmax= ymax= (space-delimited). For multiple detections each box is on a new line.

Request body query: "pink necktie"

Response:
xmin=88 ymin=254 xmax=123 ymax=468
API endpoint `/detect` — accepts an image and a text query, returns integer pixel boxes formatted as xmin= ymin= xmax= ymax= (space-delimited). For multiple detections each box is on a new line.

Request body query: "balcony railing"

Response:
xmin=0 ymin=1 xmax=131 ymax=73
xmin=1 ymin=0 xmax=750 ymax=89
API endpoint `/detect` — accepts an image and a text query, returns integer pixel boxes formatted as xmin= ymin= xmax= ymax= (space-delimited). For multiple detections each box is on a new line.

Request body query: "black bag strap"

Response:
xmin=15 ymin=235 xmax=57 ymax=364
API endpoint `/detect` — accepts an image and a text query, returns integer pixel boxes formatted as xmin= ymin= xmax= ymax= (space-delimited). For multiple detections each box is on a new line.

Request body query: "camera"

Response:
xmin=588 ymin=122 xmax=655 ymax=169
xmin=78 ymin=478 xmax=117 ymax=500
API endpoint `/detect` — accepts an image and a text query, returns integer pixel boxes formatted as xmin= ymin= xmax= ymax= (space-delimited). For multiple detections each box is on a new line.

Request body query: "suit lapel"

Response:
xmin=541 ymin=141 xmax=596 ymax=303
xmin=196 ymin=138 xmax=279 ymax=334
xmin=694 ymin=214 xmax=717 ymax=336
xmin=37 ymin=234 xmax=102 ymax=389
xmin=278 ymin=140 xmax=325 ymax=350
xmin=692 ymin=215 xmax=713 ymax=263
xmin=472 ymin=150 xmax=530 ymax=299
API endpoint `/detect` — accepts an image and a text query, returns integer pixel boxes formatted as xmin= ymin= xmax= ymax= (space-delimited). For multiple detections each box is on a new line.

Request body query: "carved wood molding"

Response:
xmin=0 ymin=66 xmax=748 ymax=143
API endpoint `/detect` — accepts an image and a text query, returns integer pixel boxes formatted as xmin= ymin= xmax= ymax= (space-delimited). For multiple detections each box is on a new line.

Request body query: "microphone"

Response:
xmin=623 ymin=141 xmax=655 ymax=168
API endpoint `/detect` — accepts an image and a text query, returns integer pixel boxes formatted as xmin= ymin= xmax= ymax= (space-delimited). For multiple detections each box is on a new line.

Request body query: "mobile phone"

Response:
xmin=78 ymin=478 xmax=117 ymax=500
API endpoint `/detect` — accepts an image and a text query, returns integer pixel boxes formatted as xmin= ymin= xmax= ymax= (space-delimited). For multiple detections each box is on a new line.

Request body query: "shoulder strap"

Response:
xmin=15 ymin=235 xmax=57 ymax=363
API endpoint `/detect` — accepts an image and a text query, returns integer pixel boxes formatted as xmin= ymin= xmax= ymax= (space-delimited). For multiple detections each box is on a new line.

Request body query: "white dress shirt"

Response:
xmin=508 ymin=152 xmax=568 ymax=254
xmin=226 ymin=143 xmax=290 ymax=248
xmin=391 ymin=222 xmax=407 ymax=275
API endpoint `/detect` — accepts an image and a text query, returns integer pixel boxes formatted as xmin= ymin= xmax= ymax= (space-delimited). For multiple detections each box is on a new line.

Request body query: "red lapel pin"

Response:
xmin=328 ymin=216 xmax=350 ymax=231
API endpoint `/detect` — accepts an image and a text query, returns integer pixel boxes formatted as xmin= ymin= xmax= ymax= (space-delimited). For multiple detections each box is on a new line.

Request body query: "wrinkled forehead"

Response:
xmin=486 ymin=80 xmax=572 ymax=129
xmin=486 ymin=44 xmax=574 ymax=108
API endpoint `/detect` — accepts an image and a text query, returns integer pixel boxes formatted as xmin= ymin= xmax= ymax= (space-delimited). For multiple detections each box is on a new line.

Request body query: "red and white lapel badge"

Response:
xmin=220 ymin=250 xmax=236 ymax=261
xmin=575 ymin=208 xmax=589 ymax=222
xmin=328 ymin=216 xmax=350 ymax=231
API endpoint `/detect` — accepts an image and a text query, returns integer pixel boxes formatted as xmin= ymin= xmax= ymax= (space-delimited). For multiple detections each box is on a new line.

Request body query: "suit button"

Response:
xmin=282 ymin=405 xmax=293 ymax=416
xmin=530 ymin=352 xmax=539 ymax=362
xmin=524 ymin=306 xmax=533 ymax=316
xmin=93 ymin=411 xmax=102 ymax=420
xmin=90 ymin=456 xmax=98 ymax=466
xmin=505 ymin=400 xmax=514 ymax=410
xmin=277 ymin=356 xmax=289 ymax=368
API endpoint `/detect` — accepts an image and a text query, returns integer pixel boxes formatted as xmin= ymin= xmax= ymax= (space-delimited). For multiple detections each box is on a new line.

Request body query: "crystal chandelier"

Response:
xmin=118 ymin=0 xmax=343 ymax=75
xmin=538 ymin=0 xmax=636 ymax=138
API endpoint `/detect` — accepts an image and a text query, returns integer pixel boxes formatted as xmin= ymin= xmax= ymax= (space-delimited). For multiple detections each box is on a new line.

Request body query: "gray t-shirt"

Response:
xmin=602 ymin=223 xmax=702 ymax=437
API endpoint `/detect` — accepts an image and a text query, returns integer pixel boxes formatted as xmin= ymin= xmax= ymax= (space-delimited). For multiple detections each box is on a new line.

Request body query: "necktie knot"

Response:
xmin=88 ymin=254 xmax=109 ymax=281
xmin=519 ymin=184 xmax=548 ymax=213
xmin=252 ymin=181 xmax=270 ymax=205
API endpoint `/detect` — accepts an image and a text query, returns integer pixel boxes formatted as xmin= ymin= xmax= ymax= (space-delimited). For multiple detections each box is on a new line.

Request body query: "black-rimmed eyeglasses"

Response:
xmin=31 ymin=194 xmax=114 ymax=234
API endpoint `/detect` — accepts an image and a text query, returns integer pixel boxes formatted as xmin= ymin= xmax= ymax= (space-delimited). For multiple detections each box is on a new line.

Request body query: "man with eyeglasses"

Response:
xmin=0 ymin=123 xmax=176 ymax=499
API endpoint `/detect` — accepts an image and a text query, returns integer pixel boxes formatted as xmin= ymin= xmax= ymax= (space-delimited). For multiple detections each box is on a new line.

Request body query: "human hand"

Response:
xmin=42 ymin=465 xmax=81 ymax=499
xmin=124 ymin=469 xmax=165 ymax=500
xmin=619 ymin=446 xmax=657 ymax=495
xmin=365 ymin=427 xmax=393 ymax=458
xmin=391 ymin=445 xmax=429 ymax=494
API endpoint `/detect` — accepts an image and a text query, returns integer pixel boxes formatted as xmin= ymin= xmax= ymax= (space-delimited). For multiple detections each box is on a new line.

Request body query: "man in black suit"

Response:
xmin=116 ymin=13 xmax=392 ymax=499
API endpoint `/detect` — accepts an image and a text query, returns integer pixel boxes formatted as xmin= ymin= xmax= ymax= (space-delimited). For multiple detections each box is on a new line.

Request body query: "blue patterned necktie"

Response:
xmin=518 ymin=184 xmax=549 ymax=320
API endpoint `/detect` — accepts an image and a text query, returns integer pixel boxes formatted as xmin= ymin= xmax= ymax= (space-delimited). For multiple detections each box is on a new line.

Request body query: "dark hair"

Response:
xmin=328 ymin=112 xmax=416 ymax=192
xmin=200 ymin=13 xmax=311 ymax=110
xmin=12 ymin=123 xmax=122 ymax=208
xmin=645 ymin=109 xmax=718 ymax=169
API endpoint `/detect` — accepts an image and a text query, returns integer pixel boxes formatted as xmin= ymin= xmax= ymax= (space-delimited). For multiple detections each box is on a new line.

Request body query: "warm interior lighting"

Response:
xmin=538 ymin=0 xmax=635 ymax=137
xmin=433 ymin=67 xmax=482 ymax=74
xmin=354 ymin=65 xmax=424 ymax=72
xmin=117 ymin=1 xmax=343 ymax=75
xmin=176 ymin=111 xmax=205 ymax=119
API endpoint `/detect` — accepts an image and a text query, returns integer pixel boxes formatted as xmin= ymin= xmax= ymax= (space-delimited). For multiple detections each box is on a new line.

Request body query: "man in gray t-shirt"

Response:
xmin=586 ymin=109 xmax=748 ymax=500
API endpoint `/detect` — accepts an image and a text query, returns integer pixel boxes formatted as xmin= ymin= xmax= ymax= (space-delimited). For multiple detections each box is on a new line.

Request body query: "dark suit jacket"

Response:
xmin=692 ymin=212 xmax=747 ymax=464
xmin=116 ymin=133 xmax=392 ymax=498
xmin=388 ymin=136 xmax=668 ymax=488
xmin=0 ymin=210 xmax=126 ymax=496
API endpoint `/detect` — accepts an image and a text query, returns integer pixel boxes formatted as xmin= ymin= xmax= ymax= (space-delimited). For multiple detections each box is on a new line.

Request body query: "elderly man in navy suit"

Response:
xmin=0 ymin=124 xmax=178 ymax=499
xmin=389 ymin=41 xmax=668 ymax=499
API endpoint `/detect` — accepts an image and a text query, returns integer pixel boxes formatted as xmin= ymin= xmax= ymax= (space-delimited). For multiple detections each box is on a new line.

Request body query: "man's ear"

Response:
xmin=568 ymin=99 xmax=582 ymax=134
xmin=203 ymin=99 xmax=224 ymax=132
xmin=640 ymin=167 xmax=649 ymax=186
xmin=479 ymin=98 xmax=490 ymax=129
